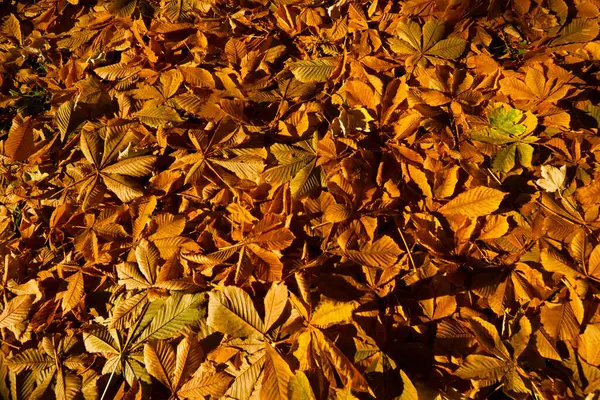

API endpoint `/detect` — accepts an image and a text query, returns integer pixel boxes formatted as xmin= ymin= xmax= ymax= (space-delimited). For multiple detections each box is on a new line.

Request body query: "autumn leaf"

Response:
xmin=439 ymin=187 xmax=506 ymax=218
xmin=290 ymin=58 xmax=337 ymax=83
xmin=537 ymin=165 xmax=567 ymax=193
xmin=388 ymin=19 xmax=467 ymax=68
xmin=3 ymin=1 xmax=600 ymax=400
xmin=4 ymin=115 xmax=34 ymax=161
xmin=471 ymin=104 xmax=538 ymax=172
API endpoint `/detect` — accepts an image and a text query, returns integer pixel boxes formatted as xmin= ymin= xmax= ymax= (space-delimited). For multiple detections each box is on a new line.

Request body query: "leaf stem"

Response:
xmin=397 ymin=227 xmax=416 ymax=271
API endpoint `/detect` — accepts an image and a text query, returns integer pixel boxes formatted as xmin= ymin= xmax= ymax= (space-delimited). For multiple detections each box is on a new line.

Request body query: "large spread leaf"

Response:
xmin=388 ymin=19 xmax=467 ymax=67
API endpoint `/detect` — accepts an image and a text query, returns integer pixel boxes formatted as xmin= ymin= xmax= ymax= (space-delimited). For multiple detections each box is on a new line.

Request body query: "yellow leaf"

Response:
xmin=178 ymin=372 xmax=233 ymax=399
xmin=208 ymin=286 xmax=264 ymax=338
xmin=479 ymin=215 xmax=509 ymax=240
xmin=133 ymin=103 xmax=184 ymax=128
xmin=261 ymin=343 xmax=293 ymax=400
xmin=144 ymin=339 xmax=176 ymax=390
xmin=289 ymin=371 xmax=316 ymax=400
xmin=323 ymin=204 xmax=353 ymax=223
xmin=343 ymin=235 xmax=402 ymax=268
xmin=439 ymin=186 xmax=506 ymax=218
xmin=311 ymin=297 xmax=356 ymax=328
xmin=290 ymin=58 xmax=337 ymax=83
xmin=61 ymin=271 xmax=84 ymax=314
xmin=264 ymin=282 xmax=288 ymax=333
xmin=0 ymin=295 xmax=33 ymax=328
xmin=407 ymin=165 xmax=432 ymax=197
xmin=4 ymin=116 xmax=34 ymax=162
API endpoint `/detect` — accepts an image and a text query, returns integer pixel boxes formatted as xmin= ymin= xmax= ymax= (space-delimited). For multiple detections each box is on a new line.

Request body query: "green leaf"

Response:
xmin=472 ymin=104 xmax=538 ymax=172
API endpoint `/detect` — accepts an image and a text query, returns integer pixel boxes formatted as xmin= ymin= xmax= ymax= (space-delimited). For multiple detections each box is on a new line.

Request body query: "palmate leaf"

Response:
xmin=109 ymin=292 xmax=149 ymax=330
xmin=143 ymin=335 xmax=205 ymax=394
xmin=80 ymin=129 xmax=102 ymax=167
xmin=263 ymin=134 xmax=323 ymax=198
xmin=426 ymin=37 xmax=467 ymax=59
xmin=388 ymin=19 xmax=466 ymax=67
xmin=210 ymin=155 xmax=265 ymax=182
xmin=537 ymin=165 xmax=567 ymax=193
xmin=208 ymin=286 xmax=264 ymax=338
xmin=310 ymin=328 xmax=371 ymax=393
xmin=439 ymin=187 xmax=506 ymax=218
xmin=162 ymin=0 xmax=196 ymax=22
xmin=540 ymin=297 xmax=583 ymax=342
xmin=172 ymin=336 xmax=204 ymax=391
xmin=289 ymin=58 xmax=337 ymax=83
xmin=263 ymin=147 xmax=314 ymax=185
xmin=83 ymin=328 xmax=119 ymax=354
xmin=290 ymin=159 xmax=322 ymax=199
xmin=55 ymin=370 xmax=81 ymax=400
xmin=101 ymin=173 xmax=145 ymax=202
xmin=225 ymin=350 xmax=265 ymax=400
xmin=75 ymin=127 xmax=156 ymax=208
xmin=471 ymin=105 xmax=538 ymax=172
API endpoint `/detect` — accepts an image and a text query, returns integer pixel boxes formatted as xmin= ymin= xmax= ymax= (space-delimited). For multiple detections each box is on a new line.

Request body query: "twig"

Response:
xmin=397 ymin=227 xmax=416 ymax=271
xmin=100 ymin=356 xmax=120 ymax=400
